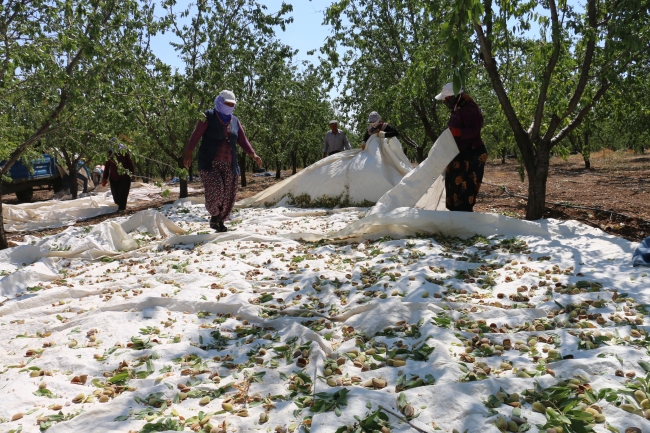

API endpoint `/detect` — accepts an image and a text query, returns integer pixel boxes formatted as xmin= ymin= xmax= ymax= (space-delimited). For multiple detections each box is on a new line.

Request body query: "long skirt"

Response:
xmin=200 ymin=160 xmax=238 ymax=221
xmin=445 ymin=145 xmax=488 ymax=212
xmin=109 ymin=178 xmax=131 ymax=211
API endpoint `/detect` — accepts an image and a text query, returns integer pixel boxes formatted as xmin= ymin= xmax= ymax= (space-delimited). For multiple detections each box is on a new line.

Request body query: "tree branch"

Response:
xmin=544 ymin=0 xmax=598 ymax=142
xmin=473 ymin=21 xmax=532 ymax=170
xmin=551 ymin=81 xmax=610 ymax=146
xmin=529 ymin=0 xmax=562 ymax=141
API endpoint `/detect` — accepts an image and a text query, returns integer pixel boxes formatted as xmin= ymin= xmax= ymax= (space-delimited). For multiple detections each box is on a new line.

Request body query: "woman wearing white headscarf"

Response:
xmin=182 ymin=90 xmax=263 ymax=232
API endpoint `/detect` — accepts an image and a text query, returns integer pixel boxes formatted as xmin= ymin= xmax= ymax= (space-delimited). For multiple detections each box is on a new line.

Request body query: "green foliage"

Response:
xmin=335 ymin=407 xmax=392 ymax=433
xmin=311 ymin=388 xmax=349 ymax=416
xmin=323 ymin=0 xmax=452 ymax=161
xmin=523 ymin=377 xmax=601 ymax=432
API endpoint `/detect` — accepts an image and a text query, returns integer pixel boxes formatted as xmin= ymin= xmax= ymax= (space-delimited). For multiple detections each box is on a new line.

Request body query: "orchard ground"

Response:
xmin=4 ymin=149 xmax=649 ymax=244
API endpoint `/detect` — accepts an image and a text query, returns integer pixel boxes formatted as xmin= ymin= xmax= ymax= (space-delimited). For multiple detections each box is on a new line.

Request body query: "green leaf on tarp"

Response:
xmin=397 ymin=392 xmax=407 ymax=408
xmin=109 ymin=371 xmax=129 ymax=384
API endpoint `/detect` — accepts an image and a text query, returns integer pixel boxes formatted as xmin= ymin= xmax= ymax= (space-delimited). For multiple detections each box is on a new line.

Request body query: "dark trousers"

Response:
xmin=110 ymin=179 xmax=131 ymax=210
xmin=76 ymin=173 xmax=88 ymax=193
xmin=328 ymin=150 xmax=342 ymax=156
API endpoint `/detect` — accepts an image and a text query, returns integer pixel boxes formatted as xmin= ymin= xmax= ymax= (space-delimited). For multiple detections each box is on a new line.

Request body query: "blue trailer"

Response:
xmin=1 ymin=154 xmax=63 ymax=202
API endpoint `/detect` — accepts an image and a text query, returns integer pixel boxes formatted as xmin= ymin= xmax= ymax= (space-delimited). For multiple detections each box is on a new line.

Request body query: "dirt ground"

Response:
xmin=4 ymin=151 xmax=649 ymax=244
xmin=473 ymin=149 xmax=650 ymax=242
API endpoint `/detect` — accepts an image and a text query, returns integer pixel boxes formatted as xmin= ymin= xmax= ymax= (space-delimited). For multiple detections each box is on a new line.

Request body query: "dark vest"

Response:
xmin=197 ymin=110 xmax=240 ymax=174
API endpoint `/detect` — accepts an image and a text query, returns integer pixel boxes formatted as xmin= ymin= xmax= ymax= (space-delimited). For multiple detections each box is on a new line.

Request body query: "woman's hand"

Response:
xmin=252 ymin=154 xmax=263 ymax=168
xmin=182 ymin=148 xmax=192 ymax=169
xmin=360 ymin=142 xmax=366 ymax=150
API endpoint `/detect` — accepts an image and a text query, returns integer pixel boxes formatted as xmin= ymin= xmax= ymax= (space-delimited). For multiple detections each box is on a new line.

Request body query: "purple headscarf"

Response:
xmin=214 ymin=95 xmax=235 ymax=123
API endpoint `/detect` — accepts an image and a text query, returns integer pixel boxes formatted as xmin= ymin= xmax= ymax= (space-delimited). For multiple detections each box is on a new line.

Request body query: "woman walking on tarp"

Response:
xmin=102 ymin=142 xmax=135 ymax=212
xmin=435 ymin=83 xmax=488 ymax=211
xmin=182 ymin=90 xmax=263 ymax=232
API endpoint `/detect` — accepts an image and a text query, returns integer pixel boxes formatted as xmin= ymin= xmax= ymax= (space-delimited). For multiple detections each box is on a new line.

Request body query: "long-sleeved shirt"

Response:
xmin=103 ymin=152 xmax=135 ymax=182
xmin=447 ymin=101 xmax=485 ymax=152
xmin=323 ymin=130 xmax=351 ymax=154
xmin=187 ymin=118 xmax=255 ymax=162
xmin=362 ymin=123 xmax=400 ymax=142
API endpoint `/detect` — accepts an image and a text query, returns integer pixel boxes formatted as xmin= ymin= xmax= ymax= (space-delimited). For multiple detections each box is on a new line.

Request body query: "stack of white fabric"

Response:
xmin=237 ymin=135 xmax=413 ymax=207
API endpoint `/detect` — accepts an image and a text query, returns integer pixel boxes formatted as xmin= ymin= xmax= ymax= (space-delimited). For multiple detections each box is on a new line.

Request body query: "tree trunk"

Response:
xmin=525 ymin=144 xmax=550 ymax=220
xmin=240 ymin=151 xmax=247 ymax=187
xmin=275 ymin=158 xmax=281 ymax=180
xmin=61 ymin=147 xmax=79 ymax=199
xmin=69 ymin=164 xmax=79 ymax=199
xmin=0 ymin=183 xmax=7 ymax=250
xmin=416 ymin=146 xmax=425 ymax=163
xmin=583 ymin=129 xmax=590 ymax=169
xmin=188 ymin=164 xmax=193 ymax=182
xmin=501 ymin=148 xmax=506 ymax=164
xmin=291 ymin=151 xmax=297 ymax=175
xmin=179 ymin=178 xmax=188 ymax=198
xmin=179 ymin=161 xmax=188 ymax=198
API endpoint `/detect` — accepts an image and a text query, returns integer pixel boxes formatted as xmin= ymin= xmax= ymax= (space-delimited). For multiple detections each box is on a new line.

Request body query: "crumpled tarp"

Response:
xmin=0 ymin=198 xmax=648 ymax=433
xmin=0 ymin=209 xmax=184 ymax=302
xmin=369 ymin=128 xmax=459 ymax=215
xmin=3 ymin=182 xmax=201 ymax=233
xmin=236 ymin=135 xmax=412 ymax=207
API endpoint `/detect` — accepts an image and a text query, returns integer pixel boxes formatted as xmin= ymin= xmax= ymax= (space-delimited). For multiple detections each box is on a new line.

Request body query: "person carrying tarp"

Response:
xmin=182 ymin=90 xmax=263 ymax=233
xmin=322 ymin=119 xmax=351 ymax=157
xmin=360 ymin=111 xmax=400 ymax=150
xmin=102 ymin=141 xmax=135 ymax=212
xmin=435 ymin=82 xmax=488 ymax=212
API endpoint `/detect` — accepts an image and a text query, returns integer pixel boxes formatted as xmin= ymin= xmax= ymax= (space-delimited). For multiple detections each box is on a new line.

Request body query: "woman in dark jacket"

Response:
xmin=182 ymin=90 xmax=263 ymax=232
xmin=435 ymin=82 xmax=488 ymax=212
xmin=102 ymin=143 xmax=135 ymax=212
xmin=360 ymin=111 xmax=400 ymax=150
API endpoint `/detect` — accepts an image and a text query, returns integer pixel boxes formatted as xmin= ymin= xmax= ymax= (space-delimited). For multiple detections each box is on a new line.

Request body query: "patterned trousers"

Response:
xmin=445 ymin=145 xmax=488 ymax=212
xmin=200 ymin=160 xmax=238 ymax=221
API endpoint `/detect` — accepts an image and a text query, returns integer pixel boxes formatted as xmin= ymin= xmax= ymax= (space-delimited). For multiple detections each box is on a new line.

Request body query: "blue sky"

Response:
xmin=149 ymin=1 xmax=335 ymax=72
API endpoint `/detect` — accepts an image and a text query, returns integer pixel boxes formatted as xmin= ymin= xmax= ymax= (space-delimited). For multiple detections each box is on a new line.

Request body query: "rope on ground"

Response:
xmin=483 ymin=181 xmax=650 ymax=226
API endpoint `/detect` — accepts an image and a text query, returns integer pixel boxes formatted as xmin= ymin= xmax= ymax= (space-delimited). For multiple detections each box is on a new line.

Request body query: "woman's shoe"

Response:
xmin=218 ymin=221 xmax=228 ymax=233
xmin=209 ymin=216 xmax=220 ymax=231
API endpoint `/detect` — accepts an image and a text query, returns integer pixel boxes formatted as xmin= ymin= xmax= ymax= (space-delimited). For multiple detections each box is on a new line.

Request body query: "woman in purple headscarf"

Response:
xmin=182 ymin=90 xmax=263 ymax=232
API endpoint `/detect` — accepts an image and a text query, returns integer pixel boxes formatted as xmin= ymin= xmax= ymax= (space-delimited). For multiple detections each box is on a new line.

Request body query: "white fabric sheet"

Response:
xmin=369 ymin=128 xmax=459 ymax=215
xmin=3 ymin=182 xmax=197 ymax=233
xmin=0 ymin=201 xmax=647 ymax=433
xmin=236 ymin=135 xmax=412 ymax=207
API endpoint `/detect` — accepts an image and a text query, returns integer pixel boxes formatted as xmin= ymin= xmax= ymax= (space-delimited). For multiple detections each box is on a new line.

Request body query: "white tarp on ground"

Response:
xmin=236 ymin=135 xmax=412 ymax=207
xmin=369 ymin=128 xmax=459 ymax=216
xmin=0 ymin=199 xmax=648 ymax=433
xmin=3 ymin=182 xmax=199 ymax=233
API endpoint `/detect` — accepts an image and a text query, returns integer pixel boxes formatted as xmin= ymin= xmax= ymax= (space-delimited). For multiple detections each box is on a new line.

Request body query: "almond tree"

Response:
xmin=323 ymin=0 xmax=451 ymax=162
xmin=121 ymin=0 xmax=293 ymax=198
xmin=444 ymin=0 xmax=650 ymax=219
xmin=0 ymin=0 xmax=155 ymax=249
